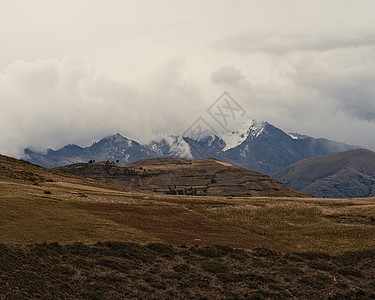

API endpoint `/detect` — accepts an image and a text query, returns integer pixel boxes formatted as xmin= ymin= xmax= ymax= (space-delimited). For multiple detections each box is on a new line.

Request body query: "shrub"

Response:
xmin=96 ymin=257 xmax=133 ymax=273
xmin=298 ymin=272 xmax=332 ymax=287
xmin=299 ymin=252 xmax=331 ymax=261
xmin=147 ymin=243 xmax=175 ymax=259
xmin=252 ymin=248 xmax=278 ymax=258
xmin=338 ymin=267 xmax=364 ymax=278
xmin=308 ymin=260 xmax=333 ymax=271
xmin=229 ymin=249 xmax=248 ymax=260
xmin=173 ymin=264 xmax=190 ymax=273
xmin=201 ymin=260 xmax=229 ymax=274
xmin=194 ymin=245 xmax=229 ymax=258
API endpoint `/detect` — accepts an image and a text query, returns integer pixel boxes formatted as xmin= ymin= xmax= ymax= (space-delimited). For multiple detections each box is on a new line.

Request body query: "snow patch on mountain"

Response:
xmin=288 ymin=132 xmax=310 ymax=140
xmin=288 ymin=133 xmax=299 ymax=140
xmin=221 ymin=119 xmax=268 ymax=151
xmin=248 ymin=120 xmax=267 ymax=138
xmin=110 ymin=133 xmax=128 ymax=143
xmin=221 ymin=119 xmax=261 ymax=151
xmin=206 ymin=135 xmax=221 ymax=147
xmin=123 ymin=153 xmax=130 ymax=162
xmin=149 ymin=143 xmax=160 ymax=154
xmin=240 ymin=144 xmax=249 ymax=157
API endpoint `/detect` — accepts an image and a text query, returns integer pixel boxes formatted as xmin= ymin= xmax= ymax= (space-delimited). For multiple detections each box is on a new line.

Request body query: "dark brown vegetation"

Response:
xmin=1 ymin=242 xmax=375 ymax=299
xmin=56 ymin=157 xmax=308 ymax=197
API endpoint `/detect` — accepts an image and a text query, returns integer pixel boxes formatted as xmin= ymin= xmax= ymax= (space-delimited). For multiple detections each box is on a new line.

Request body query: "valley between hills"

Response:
xmin=1 ymin=154 xmax=375 ymax=298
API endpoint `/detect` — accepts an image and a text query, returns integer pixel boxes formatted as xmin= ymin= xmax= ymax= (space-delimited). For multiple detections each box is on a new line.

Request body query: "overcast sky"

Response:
xmin=1 ymin=0 xmax=375 ymax=157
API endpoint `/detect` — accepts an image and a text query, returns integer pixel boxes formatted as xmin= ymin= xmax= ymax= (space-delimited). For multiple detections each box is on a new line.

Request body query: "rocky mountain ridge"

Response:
xmin=24 ymin=120 xmax=359 ymax=175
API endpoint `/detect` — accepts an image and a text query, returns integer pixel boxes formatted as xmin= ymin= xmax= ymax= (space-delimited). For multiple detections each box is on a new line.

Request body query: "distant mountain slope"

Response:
xmin=24 ymin=133 xmax=155 ymax=169
xmin=56 ymin=158 xmax=308 ymax=198
xmin=224 ymin=122 xmax=358 ymax=174
xmin=24 ymin=120 xmax=359 ymax=174
xmin=273 ymin=149 xmax=375 ymax=198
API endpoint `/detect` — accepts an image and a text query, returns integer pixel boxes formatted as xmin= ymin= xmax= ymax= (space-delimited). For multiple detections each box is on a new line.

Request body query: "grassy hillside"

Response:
xmin=56 ymin=157 xmax=308 ymax=198
xmin=1 ymin=154 xmax=375 ymax=298
xmin=1 ymin=154 xmax=375 ymax=253
xmin=273 ymin=149 xmax=375 ymax=198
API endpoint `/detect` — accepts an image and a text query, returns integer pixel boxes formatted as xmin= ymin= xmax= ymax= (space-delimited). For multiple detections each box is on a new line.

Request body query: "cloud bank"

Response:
xmin=211 ymin=66 xmax=245 ymax=86
xmin=1 ymin=0 xmax=375 ymax=157
xmin=214 ymin=29 xmax=375 ymax=54
xmin=0 ymin=58 xmax=204 ymax=157
xmin=2 ymin=49 xmax=375 ymax=159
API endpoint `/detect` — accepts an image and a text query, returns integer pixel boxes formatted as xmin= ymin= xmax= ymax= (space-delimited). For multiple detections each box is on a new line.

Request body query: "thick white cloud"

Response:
xmin=285 ymin=49 xmax=375 ymax=123
xmin=0 ymin=1 xmax=375 ymax=157
xmin=2 ymin=50 xmax=375 ymax=158
xmin=0 ymin=58 xmax=204 ymax=157
xmin=211 ymin=66 xmax=245 ymax=86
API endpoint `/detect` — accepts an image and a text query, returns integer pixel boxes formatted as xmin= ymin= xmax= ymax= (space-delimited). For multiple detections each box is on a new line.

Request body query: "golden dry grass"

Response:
xmin=195 ymin=197 xmax=375 ymax=254
xmin=1 ymin=154 xmax=375 ymax=254
xmin=2 ymin=174 xmax=375 ymax=254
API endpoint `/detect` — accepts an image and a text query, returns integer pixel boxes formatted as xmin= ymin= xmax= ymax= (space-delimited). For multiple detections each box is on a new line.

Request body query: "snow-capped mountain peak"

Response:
xmin=221 ymin=119 xmax=267 ymax=151
xmin=247 ymin=120 xmax=268 ymax=138
xmin=108 ymin=133 xmax=128 ymax=142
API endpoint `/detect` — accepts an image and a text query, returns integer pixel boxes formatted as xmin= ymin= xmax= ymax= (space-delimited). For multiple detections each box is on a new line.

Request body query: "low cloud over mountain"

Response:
xmin=25 ymin=120 xmax=359 ymax=176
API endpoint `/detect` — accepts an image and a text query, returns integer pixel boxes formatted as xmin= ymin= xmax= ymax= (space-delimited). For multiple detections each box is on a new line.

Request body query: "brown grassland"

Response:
xmin=1 ymin=174 xmax=374 ymax=254
xmin=1 ymin=154 xmax=375 ymax=298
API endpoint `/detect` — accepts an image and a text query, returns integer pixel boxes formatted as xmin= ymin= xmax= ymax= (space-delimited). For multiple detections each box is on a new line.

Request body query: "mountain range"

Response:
xmin=24 ymin=119 xmax=359 ymax=175
xmin=273 ymin=149 xmax=375 ymax=198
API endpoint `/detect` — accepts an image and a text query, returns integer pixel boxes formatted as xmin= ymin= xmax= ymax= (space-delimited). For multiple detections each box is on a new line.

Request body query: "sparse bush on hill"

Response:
xmin=201 ymin=260 xmax=229 ymax=274
xmin=166 ymin=185 xmax=199 ymax=196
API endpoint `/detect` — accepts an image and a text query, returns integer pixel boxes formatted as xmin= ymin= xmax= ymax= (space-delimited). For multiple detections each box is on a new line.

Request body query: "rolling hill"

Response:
xmin=3 ymin=151 xmax=375 ymax=254
xmin=2 ymin=153 xmax=375 ymax=298
xmin=55 ymin=157 xmax=308 ymax=198
xmin=0 ymin=153 xmax=298 ymax=247
xmin=273 ymin=149 xmax=375 ymax=198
